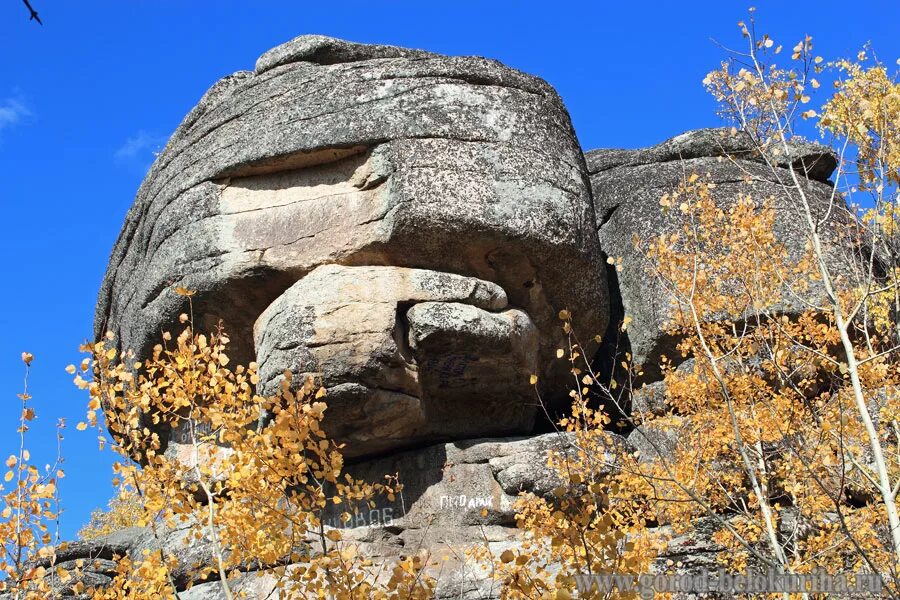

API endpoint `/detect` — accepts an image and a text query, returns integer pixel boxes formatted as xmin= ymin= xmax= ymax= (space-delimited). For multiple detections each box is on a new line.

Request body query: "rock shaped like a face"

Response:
xmin=587 ymin=128 xmax=858 ymax=380
xmin=96 ymin=35 xmax=607 ymax=459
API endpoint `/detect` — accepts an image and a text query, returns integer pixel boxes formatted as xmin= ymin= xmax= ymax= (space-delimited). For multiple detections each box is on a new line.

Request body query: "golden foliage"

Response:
xmin=0 ymin=354 xmax=64 ymax=599
xmin=480 ymin=14 xmax=900 ymax=597
xmin=618 ymin=13 xmax=900 ymax=593
xmin=74 ymin=320 xmax=434 ymax=599
xmin=472 ymin=317 xmax=658 ymax=599
xmin=77 ymin=486 xmax=143 ymax=541
xmin=821 ymin=56 xmax=900 ymax=189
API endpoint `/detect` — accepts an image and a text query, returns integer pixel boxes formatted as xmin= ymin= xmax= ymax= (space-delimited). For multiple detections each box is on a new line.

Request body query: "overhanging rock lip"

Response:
xmin=585 ymin=127 xmax=837 ymax=182
xmin=255 ymin=34 xmax=440 ymax=73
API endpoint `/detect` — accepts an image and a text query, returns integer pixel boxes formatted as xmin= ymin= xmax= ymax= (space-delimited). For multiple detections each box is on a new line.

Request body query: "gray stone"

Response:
xmin=586 ymin=127 xmax=837 ymax=183
xmin=627 ymin=419 xmax=683 ymax=464
xmin=326 ymin=431 xmax=622 ymax=537
xmin=254 ymin=264 xmax=539 ymax=456
xmin=653 ymin=516 xmax=725 ymax=573
xmin=96 ymin=34 xmax=607 ymax=461
xmin=630 ymin=380 xmax=668 ymax=417
xmin=255 ymin=34 xmax=439 ymax=73
xmin=52 ymin=527 xmax=142 ymax=563
xmin=21 ymin=528 xmax=140 ymax=599
xmin=325 ymin=431 xmax=622 ymax=597
xmin=588 ymin=129 xmax=861 ymax=379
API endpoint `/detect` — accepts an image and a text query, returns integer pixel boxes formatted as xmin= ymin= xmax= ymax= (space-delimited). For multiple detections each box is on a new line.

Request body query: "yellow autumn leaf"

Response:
xmin=174 ymin=286 xmax=196 ymax=297
xmin=56 ymin=565 xmax=71 ymax=583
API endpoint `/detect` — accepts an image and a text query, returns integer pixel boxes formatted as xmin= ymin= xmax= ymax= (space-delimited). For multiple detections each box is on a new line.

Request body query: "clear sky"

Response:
xmin=1 ymin=0 xmax=898 ymax=541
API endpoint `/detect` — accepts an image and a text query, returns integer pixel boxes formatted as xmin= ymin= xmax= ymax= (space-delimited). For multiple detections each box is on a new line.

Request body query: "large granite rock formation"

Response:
xmin=95 ymin=34 xmax=607 ymax=459
xmin=75 ymin=34 xmax=870 ymax=600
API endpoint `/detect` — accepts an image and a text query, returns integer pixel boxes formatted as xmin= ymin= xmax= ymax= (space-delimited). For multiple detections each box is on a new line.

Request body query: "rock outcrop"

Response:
xmin=254 ymin=264 xmax=538 ymax=457
xmin=76 ymin=34 xmax=871 ymax=600
xmin=95 ymin=34 xmax=607 ymax=460
xmin=35 ymin=433 xmax=623 ymax=599
xmin=588 ymin=128 xmax=855 ymax=378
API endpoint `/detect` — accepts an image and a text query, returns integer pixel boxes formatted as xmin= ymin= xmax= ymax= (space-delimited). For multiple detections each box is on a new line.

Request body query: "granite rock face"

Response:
xmin=95 ymin=34 xmax=607 ymax=459
xmin=33 ymin=433 xmax=623 ymax=600
xmin=82 ymin=33 xmax=877 ymax=600
xmin=585 ymin=127 xmax=838 ymax=181
xmin=587 ymin=128 xmax=858 ymax=377
xmin=254 ymin=264 xmax=539 ymax=457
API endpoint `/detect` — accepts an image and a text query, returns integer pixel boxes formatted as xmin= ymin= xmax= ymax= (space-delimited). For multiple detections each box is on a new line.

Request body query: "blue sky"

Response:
xmin=1 ymin=1 xmax=898 ymax=541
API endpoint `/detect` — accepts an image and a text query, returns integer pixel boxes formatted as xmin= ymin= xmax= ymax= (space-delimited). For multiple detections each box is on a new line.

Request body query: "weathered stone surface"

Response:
xmin=22 ymin=528 xmax=142 ymax=599
xmin=630 ymin=380 xmax=668 ymax=417
xmin=651 ymin=516 xmax=726 ymax=575
xmin=329 ymin=431 xmax=621 ymax=536
xmin=318 ymin=430 xmax=624 ymax=600
xmin=44 ymin=433 xmax=622 ymax=599
xmin=586 ymin=127 xmax=837 ymax=182
xmin=96 ymin=34 xmax=607 ymax=460
xmin=255 ymin=34 xmax=439 ymax=73
xmin=33 ymin=559 xmax=117 ymax=599
xmin=627 ymin=418 xmax=683 ymax=464
xmin=254 ymin=264 xmax=538 ymax=456
xmin=588 ymin=129 xmax=859 ymax=379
